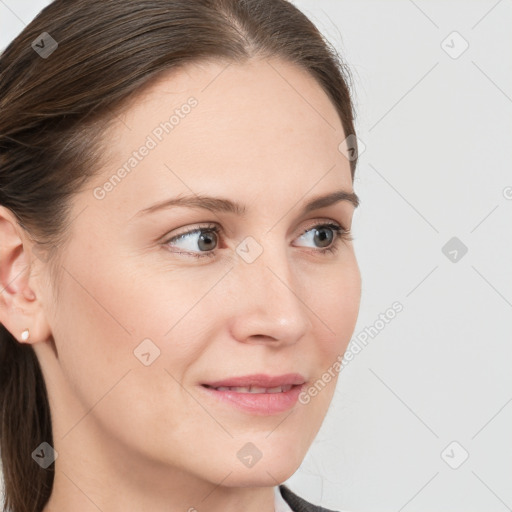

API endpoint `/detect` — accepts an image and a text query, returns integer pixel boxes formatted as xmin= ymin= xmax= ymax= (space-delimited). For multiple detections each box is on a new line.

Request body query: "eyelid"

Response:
xmin=164 ymin=222 xmax=219 ymax=241
xmin=164 ymin=218 xmax=348 ymax=242
xmin=298 ymin=217 xmax=349 ymax=235
xmin=162 ymin=217 xmax=351 ymax=257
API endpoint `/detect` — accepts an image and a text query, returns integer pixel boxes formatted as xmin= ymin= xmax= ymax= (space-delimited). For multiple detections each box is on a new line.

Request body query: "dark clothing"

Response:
xmin=279 ymin=484 xmax=339 ymax=512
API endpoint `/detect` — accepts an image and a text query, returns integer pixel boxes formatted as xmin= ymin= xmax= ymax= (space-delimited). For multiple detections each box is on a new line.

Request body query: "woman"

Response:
xmin=0 ymin=1 xmax=361 ymax=511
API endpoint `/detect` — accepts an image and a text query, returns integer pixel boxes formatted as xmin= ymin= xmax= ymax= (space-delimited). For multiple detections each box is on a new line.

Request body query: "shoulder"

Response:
xmin=278 ymin=484 xmax=340 ymax=512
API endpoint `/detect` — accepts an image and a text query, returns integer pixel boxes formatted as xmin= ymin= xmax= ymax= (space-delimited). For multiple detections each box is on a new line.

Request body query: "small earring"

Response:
xmin=21 ymin=328 xmax=30 ymax=341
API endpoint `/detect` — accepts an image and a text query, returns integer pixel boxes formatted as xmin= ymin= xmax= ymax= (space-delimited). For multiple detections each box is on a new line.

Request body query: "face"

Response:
xmin=32 ymin=57 xmax=361 ymax=495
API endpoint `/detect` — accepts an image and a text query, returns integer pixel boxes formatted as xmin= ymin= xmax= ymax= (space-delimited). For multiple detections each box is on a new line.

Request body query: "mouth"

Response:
xmin=201 ymin=372 xmax=306 ymax=390
xmin=201 ymin=383 xmax=299 ymax=393
xmin=198 ymin=376 xmax=306 ymax=415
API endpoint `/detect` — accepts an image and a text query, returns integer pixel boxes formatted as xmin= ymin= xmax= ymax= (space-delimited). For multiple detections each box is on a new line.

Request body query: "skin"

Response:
xmin=0 ymin=57 xmax=361 ymax=512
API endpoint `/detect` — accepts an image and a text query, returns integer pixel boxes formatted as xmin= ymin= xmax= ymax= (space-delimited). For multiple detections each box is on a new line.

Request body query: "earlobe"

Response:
xmin=0 ymin=205 xmax=52 ymax=345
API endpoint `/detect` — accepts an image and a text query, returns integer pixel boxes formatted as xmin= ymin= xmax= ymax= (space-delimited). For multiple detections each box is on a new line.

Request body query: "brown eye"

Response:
xmin=196 ymin=230 xmax=218 ymax=251
xmin=295 ymin=223 xmax=341 ymax=249
xmin=294 ymin=222 xmax=352 ymax=257
xmin=312 ymin=226 xmax=334 ymax=248
xmin=165 ymin=225 xmax=220 ymax=257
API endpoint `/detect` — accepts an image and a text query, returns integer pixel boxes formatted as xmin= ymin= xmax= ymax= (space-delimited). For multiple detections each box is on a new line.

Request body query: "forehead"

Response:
xmin=87 ymin=57 xmax=352 ymax=218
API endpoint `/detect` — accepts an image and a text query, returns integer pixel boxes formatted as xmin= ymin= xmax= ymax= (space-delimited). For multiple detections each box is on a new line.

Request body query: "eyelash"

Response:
xmin=163 ymin=221 xmax=353 ymax=259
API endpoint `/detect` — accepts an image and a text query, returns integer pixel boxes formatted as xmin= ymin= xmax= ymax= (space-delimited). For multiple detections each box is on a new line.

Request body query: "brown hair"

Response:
xmin=0 ymin=1 xmax=358 ymax=510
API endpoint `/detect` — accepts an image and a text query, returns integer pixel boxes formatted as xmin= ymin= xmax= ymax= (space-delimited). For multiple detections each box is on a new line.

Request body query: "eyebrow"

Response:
xmin=133 ymin=189 xmax=359 ymax=219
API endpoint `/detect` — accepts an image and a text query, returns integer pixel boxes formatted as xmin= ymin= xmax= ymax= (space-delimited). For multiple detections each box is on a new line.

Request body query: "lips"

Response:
xmin=199 ymin=373 xmax=307 ymax=414
xmin=199 ymin=374 xmax=306 ymax=415
xmin=201 ymin=373 xmax=306 ymax=390
xmin=204 ymin=384 xmax=294 ymax=393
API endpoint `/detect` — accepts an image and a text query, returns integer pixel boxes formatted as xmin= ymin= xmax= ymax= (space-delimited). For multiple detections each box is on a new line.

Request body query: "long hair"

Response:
xmin=0 ymin=1 xmax=358 ymax=510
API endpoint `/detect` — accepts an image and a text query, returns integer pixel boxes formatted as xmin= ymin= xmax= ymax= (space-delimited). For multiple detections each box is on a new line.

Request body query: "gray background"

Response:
xmin=1 ymin=1 xmax=511 ymax=511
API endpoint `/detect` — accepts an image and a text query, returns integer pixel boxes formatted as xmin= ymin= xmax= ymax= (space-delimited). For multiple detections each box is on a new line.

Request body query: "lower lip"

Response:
xmin=199 ymin=384 xmax=305 ymax=415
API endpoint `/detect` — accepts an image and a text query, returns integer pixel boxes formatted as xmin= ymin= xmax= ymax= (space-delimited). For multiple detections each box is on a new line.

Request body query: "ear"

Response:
xmin=0 ymin=205 xmax=53 ymax=345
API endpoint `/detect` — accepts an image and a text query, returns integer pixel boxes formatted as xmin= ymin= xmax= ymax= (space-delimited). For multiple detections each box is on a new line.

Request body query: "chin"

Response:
xmin=236 ymin=447 xmax=304 ymax=486
xmin=221 ymin=463 xmax=300 ymax=488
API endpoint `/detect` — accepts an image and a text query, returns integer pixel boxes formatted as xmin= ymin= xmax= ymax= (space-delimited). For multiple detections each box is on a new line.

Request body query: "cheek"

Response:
xmin=49 ymin=259 xmax=207 ymax=452
xmin=311 ymin=261 xmax=361 ymax=352
xmin=50 ymin=269 xmax=136 ymax=405
xmin=293 ymin=261 xmax=360 ymax=413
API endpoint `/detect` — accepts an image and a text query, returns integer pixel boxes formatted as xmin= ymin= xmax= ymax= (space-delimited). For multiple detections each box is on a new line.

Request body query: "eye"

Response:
xmin=163 ymin=221 xmax=352 ymax=259
xmin=164 ymin=224 xmax=220 ymax=258
xmin=294 ymin=222 xmax=352 ymax=255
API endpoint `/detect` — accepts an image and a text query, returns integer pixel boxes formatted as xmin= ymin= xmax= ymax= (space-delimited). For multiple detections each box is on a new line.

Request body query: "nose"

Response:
xmin=227 ymin=241 xmax=313 ymax=346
